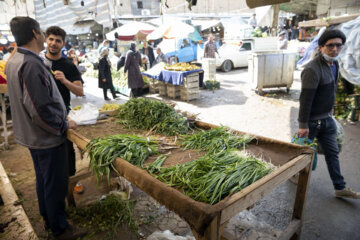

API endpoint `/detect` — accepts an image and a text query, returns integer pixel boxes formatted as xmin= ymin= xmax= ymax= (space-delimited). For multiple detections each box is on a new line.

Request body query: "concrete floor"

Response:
xmin=72 ymin=68 xmax=360 ymax=240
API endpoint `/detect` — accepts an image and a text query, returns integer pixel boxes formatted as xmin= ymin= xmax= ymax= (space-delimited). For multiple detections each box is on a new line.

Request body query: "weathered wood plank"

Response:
xmin=219 ymin=154 xmax=312 ymax=224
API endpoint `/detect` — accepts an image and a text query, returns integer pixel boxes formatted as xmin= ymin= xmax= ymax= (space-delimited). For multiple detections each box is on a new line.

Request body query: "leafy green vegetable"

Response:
xmin=149 ymin=150 xmax=274 ymax=204
xmin=116 ymin=98 xmax=189 ymax=136
xmin=181 ymin=126 xmax=253 ymax=154
xmin=67 ymin=194 xmax=137 ymax=237
xmin=85 ymin=134 xmax=158 ymax=182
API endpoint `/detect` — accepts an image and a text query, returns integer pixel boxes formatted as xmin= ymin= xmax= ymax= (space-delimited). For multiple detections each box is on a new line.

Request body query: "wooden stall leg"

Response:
xmin=191 ymin=215 xmax=223 ymax=240
xmin=66 ymin=170 xmax=92 ymax=207
xmin=290 ymin=158 xmax=313 ymax=240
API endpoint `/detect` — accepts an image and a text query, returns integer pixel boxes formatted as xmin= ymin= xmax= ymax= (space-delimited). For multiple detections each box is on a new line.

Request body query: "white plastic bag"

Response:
xmin=68 ymin=103 xmax=99 ymax=125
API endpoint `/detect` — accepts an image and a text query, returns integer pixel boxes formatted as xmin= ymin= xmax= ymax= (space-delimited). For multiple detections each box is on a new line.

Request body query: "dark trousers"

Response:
xmin=29 ymin=142 xmax=69 ymax=236
xmin=103 ymin=85 xmax=116 ymax=99
xmin=131 ymin=88 xmax=142 ymax=98
xmin=66 ymin=139 xmax=76 ymax=176
xmin=308 ymin=117 xmax=346 ymax=190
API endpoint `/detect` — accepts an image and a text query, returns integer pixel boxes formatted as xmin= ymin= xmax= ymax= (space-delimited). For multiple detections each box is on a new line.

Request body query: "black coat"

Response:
xmin=98 ymin=57 xmax=113 ymax=89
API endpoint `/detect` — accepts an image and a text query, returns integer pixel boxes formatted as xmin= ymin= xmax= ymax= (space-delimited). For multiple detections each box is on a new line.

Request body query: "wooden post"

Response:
xmin=290 ymin=155 xmax=314 ymax=240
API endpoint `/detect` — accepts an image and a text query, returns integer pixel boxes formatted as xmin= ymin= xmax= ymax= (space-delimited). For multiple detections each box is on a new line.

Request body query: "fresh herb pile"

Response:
xmin=116 ymin=98 xmax=189 ymax=136
xmin=67 ymin=194 xmax=137 ymax=237
xmin=85 ymin=134 xmax=158 ymax=181
xmin=148 ymin=150 xmax=274 ymax=204
xmin=181 ymin=126 xmax=253 ymax=154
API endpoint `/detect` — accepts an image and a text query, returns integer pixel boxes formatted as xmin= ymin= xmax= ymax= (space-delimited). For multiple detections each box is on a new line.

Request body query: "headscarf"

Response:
xmin=129 ymin=42 xmax=136 ymax=53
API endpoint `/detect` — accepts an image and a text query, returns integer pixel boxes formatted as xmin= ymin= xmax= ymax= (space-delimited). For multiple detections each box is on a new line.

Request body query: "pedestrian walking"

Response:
xmin=5 ymin=16 xmax=87 ymax=239
xmin=203 ymin=34 xmax=219 ymax=58
xmin=98 ymin=48 xmax=118 ymax=100
xmin=44 ymin=26 xmax=84 ymax=178
xmin=124 ymin=43 xmax=144 ymax=98
xmin=298 ymin=29 xmax=360 ymax=199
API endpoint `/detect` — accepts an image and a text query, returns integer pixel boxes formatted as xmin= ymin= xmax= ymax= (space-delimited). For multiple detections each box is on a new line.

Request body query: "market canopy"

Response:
xmin=106 ymin=22 xmax=156 ymax=41
xmin=246 ymin=0 xmax=290 ymax=8
xmin=147 ymin=22 xmax=202 ymax=42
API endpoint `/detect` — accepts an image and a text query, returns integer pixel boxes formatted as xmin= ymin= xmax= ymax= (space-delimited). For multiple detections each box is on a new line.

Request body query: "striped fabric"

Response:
xmin=33 ymin=0 xmax=112 ymax=33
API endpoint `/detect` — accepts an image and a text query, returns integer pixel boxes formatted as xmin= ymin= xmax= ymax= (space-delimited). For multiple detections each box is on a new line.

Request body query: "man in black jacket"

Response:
xmin=44 ymin=26 xmax=84 ymax=178
xmin=298 ymin=29 xmax=359 ymax=199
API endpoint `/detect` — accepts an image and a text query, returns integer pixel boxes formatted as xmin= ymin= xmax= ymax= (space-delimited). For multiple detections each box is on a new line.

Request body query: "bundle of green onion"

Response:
xmin=116 ymin=98 xmax=189 ymax=136
xmin=85 ymin=134 xmax=158 ymax=182
xmin=181 ymin=126 xmax=253 ymax=154
xmin=148 ymin=150 xmax=274 ymax=204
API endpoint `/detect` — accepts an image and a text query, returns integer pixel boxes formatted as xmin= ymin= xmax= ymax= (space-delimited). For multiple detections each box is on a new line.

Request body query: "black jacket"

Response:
xmin=98 ymin=57 xmax=113 ymax=89
xmin=298 ymin=54 xmax=339 ymax=128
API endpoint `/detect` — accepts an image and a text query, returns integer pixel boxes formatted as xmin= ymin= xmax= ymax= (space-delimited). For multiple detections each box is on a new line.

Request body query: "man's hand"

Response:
xmin=102 ymin=78 xmax=106 ymax=83
xmin=298 ymin=128 xmax=309 ymax=138
xmin=68 ymin=119 xmax=77 ymax=129
xmin=53 ymin=70 xmax=67 ymax=84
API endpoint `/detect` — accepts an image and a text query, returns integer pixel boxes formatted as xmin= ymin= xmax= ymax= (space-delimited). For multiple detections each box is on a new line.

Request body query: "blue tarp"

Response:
xmin=142 ymin=69 xmax=204 ymax=86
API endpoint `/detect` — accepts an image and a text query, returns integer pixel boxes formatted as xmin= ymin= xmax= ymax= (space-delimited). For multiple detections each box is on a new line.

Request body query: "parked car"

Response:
xmin=198 ymin=37 xmax=278 ymax=72
xmin=158 ymin=37 xmax=219 ymax=64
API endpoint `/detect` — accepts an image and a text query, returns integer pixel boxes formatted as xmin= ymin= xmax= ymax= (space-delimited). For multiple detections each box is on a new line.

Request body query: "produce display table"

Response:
xmin=67 ymin=119 xmax=314 ymax=240
xmin=143 ymin=69 xmax=204 ymax=87
xmin=0 ymin=84 xmax=9 ymax=150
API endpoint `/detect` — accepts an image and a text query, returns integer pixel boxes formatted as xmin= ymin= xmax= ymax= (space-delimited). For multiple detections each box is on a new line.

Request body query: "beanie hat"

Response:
xmin=318 ymin=29 xmax=346 ymax=46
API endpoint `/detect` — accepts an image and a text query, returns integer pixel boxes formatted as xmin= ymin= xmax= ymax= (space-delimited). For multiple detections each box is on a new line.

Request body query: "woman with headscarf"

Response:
xmin=124 ymin=42 xmax=144 ymax=97
xmin=98 ymin=48 xmax=118 ymax=100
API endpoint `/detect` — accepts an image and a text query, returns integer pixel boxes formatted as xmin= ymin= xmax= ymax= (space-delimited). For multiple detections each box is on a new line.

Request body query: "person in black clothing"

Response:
xmin=117 ymin=53 xmax=125 ymax=71
xmin=44 ymin=26 xmax=84 ymax=178
xmin=125 ymin=43 xmax=144 ymax=98
xmin=140 ymin=41 xmax=155 ymax=68
xmin=298 ymin=29 xmax=360 ymax=199
xmin=98 ymin=48 xmax=118 ymax=100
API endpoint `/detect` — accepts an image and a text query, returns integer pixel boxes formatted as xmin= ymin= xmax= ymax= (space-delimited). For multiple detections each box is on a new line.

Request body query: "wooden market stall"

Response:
xmin=67 ymin=118 xmax=315 ymax=240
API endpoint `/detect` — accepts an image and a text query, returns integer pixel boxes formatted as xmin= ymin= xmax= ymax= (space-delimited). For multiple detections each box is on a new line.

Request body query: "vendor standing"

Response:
xmin=125 ymin=43 xmax=144 ymax=98
xmin=203 ymin=34 xmax=218 ymax=58
xmin=44 ymin=26 xmax=84 ymax=177
xmin=140 ymin=41 xmax=155 ymax=68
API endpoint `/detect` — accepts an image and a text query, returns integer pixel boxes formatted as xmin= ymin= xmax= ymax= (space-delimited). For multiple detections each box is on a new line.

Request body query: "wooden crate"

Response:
xmin=149 ymin=82 xmax=159 ymax=94
xmin=158 ymin=82 xmax=167 ymax=96
xmin=167 ymin=84 xmax=181 ymax=99
xmin=181 ymin=91 xmax=200 ymax=101
xmin=183 ymin=73 xmax=199 ymax=88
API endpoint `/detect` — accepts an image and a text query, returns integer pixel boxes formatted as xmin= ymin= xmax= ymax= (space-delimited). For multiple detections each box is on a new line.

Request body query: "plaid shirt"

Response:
xmin=204 ymin=40 xmax=218 ymax=58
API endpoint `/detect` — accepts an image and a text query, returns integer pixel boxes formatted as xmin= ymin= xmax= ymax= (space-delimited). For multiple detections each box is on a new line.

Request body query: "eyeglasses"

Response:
xmin=325 ymin=43 xmax=343 ymax=49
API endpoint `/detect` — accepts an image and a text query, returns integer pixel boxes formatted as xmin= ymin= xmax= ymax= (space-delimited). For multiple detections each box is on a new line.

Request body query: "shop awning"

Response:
xmin=67 ymin=21 xmax=95 ymax=35
xmin=106 ymin=22 xmax=156 ymax=41
xmin=191 ymin=20 xmax=223 ymax=32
